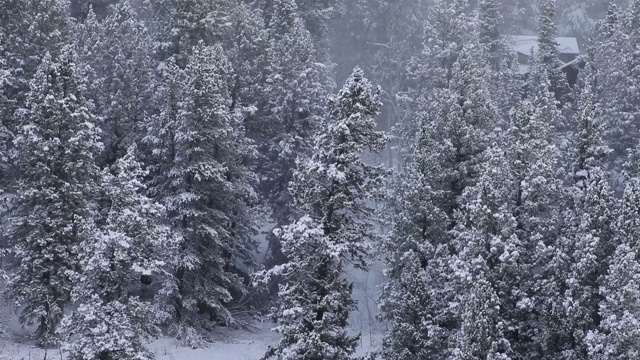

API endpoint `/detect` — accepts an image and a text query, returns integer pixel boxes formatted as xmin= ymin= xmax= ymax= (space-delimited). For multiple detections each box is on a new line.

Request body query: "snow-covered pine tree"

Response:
xmin=331 ymin=0 xmax=428 ymax=85
xmin=535 ymin=0 xmax=571 ymax=104
xmin=624 ymin=141 xmax=640 ymax=181
xmin=147 ymin=42 xmax=257 ymax=346
xmin=572 ymin=82 xmax=610 ymax=185
xmin=74 ymin=3 xmax=155 ymax=167
xmin=68 ymin=0 xmax=120 ymax=19
xmin=501 ymin=0 xmax=537 ymax=33
xmin=0 ymin=0 xmax=72 ymax=182
xmin=257 ymin=67 xmax=387 ymax=360
xmin=450 ymin=143 xmax=518 ymax=360
xmin=556 ymin=0 xmax=599 ymax=37
xmin=61 ymin=145 xmax=177 ymax=360
xmin=560 ymin=167 xmax=616 ymax=360
xmin=0 ymin=37 xmax=10 ymax=186
xmin=0 ymin=0 xmax=71 ymax=84
xmin=381 ymin=38 xmax=500 ymax=360
xmin=292 ymin=0 xmax=339 ymax=62
xmin=453 ymin=275 xmax=513 ymax=360
xmin=144 ymin=55 xmax=183 ymax=197
xmin=395 ymin=0 xmax=472 ymax=164
xmin=0 ymin=6 xmax=19 ymax=334
xmin=379 ymin=125 xmax=453 ymax=360
xmin=477 ymin=0 xmax=523 ymax=122
xmin=478 ymin=0 xmax=504 ymax=72
xmin=256 ymin=0 xmax=330 ymax=266
xmin=221 ymin=3 xmax=268 ymax=116
xmin=7 ymin=46 xmax=103 ymax=347
xmin=255 ymin=0 xmax=338 ymax=63
xmin=143 ymin=0 xmax=234 ymax=66
xmin=416 ymin=0 xmax=472 ymax=91
xmin=555 ymin=79 xmax=616 ymax=359
xmin=503 ymin=99 xmax=561 ymax=359
xmin=330 ymin=0 xmax=431 ymax=173
xmin=594 ymin=0 xmax=640 ymax=176
xmin=424 ymin=42 xmax=499 ymax=227
xmin=586 ymin=178 xmax=640 ymax=359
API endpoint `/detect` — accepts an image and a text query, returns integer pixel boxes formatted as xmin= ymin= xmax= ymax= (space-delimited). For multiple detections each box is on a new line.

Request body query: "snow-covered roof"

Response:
xmin=518 ymin=64 xmax=530 ymax=75
xmin=508 ymin=35 xmax=580 ymax=56
xmin=558 ymin=56 xmax=582 ymax=70
xmin=516 ymin=56 xmax=583 ymax=75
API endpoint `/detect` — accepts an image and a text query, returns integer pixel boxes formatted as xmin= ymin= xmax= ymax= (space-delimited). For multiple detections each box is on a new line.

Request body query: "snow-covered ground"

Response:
xmin=0 ymin=264 xmax=385 ymax=360
xmin=0 ymin=219 xmax=386 ymax=359
xmin=0 ymin=318 xmax=382 ymax=360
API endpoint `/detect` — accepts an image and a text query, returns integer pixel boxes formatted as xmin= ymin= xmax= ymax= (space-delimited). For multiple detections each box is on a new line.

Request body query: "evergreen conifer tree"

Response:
xmin=379 ymin=126 xmax=452 ymax=360
xmin=381 ymin=39 xmax=500 ymax=360
xmin=586 ymin=178 xmax=640 ymax=359
xmin=478 ymin=0 xmax=505 ymax=72
xmin=555 ymin=82 xmax=616 ymax=360
xmin=424 ymin=43 xmax=499 ymax=226
xmin=146 ymin=43 xmax=257 ymax=346
xmin=477 ymin=0 xmax=523 ymax=121
xmin=256 ymin=0 xmax=331 ymax=266
xmin=0 ymin=0 xmax=72 ymax=183
xmin=504 ymin=100 xmax=560 ymax=359
xmin=395 ymin=0 xmax=472 ymax=163
xmin=600 ymin=0 xmax=640 ymax=174
xmin=61 ymin=145 xmax=177 ymax=360
xmin=143 ymin=0 xmax=233 ymax=65
xmin=75 ymin=3 xmax=155 ymax=167
xmin=257 ymin=68 xmax=387 ymax=360
xmin=536 ymin=0 xmax=571 ymax=103
xmin=8 ymin=47 xmax=102 ymax=346
xmin=450 ymin=144 xmax=517 ymax=360
xmin=453 ymin=276 xmax=513 ymax=360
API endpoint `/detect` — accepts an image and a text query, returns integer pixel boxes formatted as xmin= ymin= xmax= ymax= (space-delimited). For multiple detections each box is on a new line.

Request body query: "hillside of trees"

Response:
xmin=2 ymin=0 xmax=640 ymax=359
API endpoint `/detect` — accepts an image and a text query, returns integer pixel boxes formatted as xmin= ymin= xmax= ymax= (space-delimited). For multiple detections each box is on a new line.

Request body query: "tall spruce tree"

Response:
xmin=0 ymin=0 xmax=72 ymax=183
xmin=478 ymin=0 xmax=505 ymax=72
xmin=572 ymin=83 xmax=610 ymax=184
xmin=143 ymin=0 xmax=233 ymax=65
xmin=395 ymin=0 xmax=472 ymax=164
xmin=8 ymin=47 xmax=103 ymax=346
xmin=452 ymin=276 xmax=513 ymax=360
xmin=379 ymin=125 xmax=453 ymax=360
xmin=504 ymin=99 xmax=561 ymax=359
xmin=257 ymin=68 xmax=387 ymax=360
xmin=221 ymin=3 xmax=268 ymax=117
xmin=75 ymin=3 xmax=155 ymax=167
xmin=536 ymin=0 xmax=571 ymax=104
xmin=586 ymin=178 xmax=640 ymax=359
xmin=146 ymin=43 xmax=256 ymax=346
xmin=0 ymin=38 xmax=10 ymax=187
xmin=60 ymin=145 xmax=177 ymax=360
xmin=381 ymin=39 xmax=500 ymax=360
xmin=424 ymin=42 xmax=499 ymax=226
xmin=450 ymin=144 xmax=518 ymax=360
xmin=477 ymin=0 xmax=523 ymax=122
xmin=257 ymin=0 xmax=330 ymax=266
xmin=593 ymin=0 xmax=640 ymax=176
xmin=559 ymin=167 xmax=616 ymax=360
xmin=330 ymin=0 xmax=429 ymax=169
xmin=554 ymin=81 xmax=616 ymax=360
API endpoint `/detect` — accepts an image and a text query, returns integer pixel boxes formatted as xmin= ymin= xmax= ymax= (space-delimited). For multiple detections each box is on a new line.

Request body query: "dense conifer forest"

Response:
xmin=1 ymin=0 xmax=640 ymax=359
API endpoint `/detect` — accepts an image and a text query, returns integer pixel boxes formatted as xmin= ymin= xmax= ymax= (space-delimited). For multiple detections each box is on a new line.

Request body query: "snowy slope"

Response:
xmin=0 ymin=282 xmax=383 ymax=360
xmin=0 ymin=217 xmax=385 ymax=359
xmin=0 ymin=321 xmax=381 ymax=360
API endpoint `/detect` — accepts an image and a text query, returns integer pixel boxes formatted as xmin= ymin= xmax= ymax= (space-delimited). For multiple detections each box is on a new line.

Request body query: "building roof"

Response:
xmin=508 ymin=35 xmax=580 ymax=56
xmin=558 ymin=56 xmax=582 ymax=70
